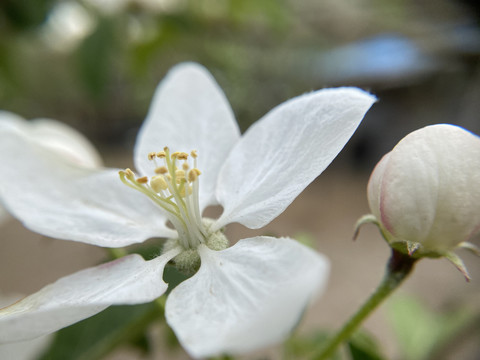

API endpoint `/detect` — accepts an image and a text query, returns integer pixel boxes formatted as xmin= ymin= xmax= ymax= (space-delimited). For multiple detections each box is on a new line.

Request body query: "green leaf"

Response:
xmin=39 ymin=303 xmax=162 ymax=360
xmin=347 ymin=330 xmax=386 ymax=360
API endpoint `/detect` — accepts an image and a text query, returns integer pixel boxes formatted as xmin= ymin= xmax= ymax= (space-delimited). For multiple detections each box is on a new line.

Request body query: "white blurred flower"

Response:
xmin=364 ymin=124 xmax=480 ymax=278
xmin=41 ymin=2 xmax=95 ymax=53
xmin=0 ymin=112 xmax=102 ymax=225
xmin=84 ymin=0 xmax=184 ymax=15
xmin=0 ymin=63 xmax=375 ymax=358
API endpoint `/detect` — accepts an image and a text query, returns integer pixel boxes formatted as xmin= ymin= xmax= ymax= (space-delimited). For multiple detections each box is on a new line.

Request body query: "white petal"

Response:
xmin=30 ymin=118 xmax=102 ymax=168
xmin=0 ymin=335 xmax=52 ymax=360
xmin=165 ymin=236 xmax=329 ymax=358
xmin=0 ymin=111 xmax=102 ymax=168
xmin=134 ymin=63 xmax=240 ymax=211
xmin=0 ymin=294 xmax=52 ymax=360
xmin=0 ymin=130 xmax=175 ymax=247
xmin=215 ymin=88 xmax=376 ymax=229
xmin=0 ymin=250 xmax=180 ymax=343
xmin=0 ymin=111 xmax=26 ymax=131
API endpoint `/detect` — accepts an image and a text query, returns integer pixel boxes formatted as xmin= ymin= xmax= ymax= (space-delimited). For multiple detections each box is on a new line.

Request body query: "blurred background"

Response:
xmin=1 ymin=0 xmax=480 ymax=359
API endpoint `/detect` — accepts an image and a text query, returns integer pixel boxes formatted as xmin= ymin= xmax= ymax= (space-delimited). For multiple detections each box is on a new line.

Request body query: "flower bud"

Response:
xmin=363 ymin=124 xmax=480 ymax=277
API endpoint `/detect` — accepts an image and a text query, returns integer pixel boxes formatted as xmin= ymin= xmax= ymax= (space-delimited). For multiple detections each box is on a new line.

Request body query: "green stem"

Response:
xmin=312 ymin=249 xmax=418 ymax=360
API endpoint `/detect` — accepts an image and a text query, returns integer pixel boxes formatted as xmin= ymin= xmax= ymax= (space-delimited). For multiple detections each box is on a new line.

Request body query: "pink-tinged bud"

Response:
xmin=367 ymin=124 xmax=480 ymax=259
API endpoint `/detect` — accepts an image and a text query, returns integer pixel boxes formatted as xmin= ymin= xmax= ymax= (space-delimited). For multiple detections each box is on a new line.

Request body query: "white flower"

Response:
xmin=365 ymin=124 xmax=480 ymax=277
xmin=0 ymin=63 xmax=375 ymax=358
xmin=0 ymin=111 xmax=102 ymax=224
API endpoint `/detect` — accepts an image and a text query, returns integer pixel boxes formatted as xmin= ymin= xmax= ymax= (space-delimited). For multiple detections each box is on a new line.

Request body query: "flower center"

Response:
xmin=119 ymin=147 xmax=208 ymax=250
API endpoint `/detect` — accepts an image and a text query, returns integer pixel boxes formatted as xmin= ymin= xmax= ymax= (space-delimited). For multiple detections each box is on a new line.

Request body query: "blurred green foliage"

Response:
xmin=0 ymin=0 xmax=478 ymax=162
xmin=387 ymin=294 xmax=478 ymax=360
xmin=0 ymin=0 xmax=297 ymax=142
xmin=39 ymin=303 xmax=163 ymax=360
xmin=1 ymin=0 xmax=56 ymax=30
xmin=284 ymin=328 xmax=386 ymax=360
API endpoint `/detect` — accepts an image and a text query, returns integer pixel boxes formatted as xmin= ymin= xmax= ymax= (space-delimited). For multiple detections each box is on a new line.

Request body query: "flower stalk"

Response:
xmin=313 ymin=249 xmax=417 ymax=360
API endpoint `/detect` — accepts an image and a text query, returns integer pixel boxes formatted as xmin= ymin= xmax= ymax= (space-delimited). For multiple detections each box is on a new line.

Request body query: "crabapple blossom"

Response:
xmin=0 ymin=63 xmax=375 ymax=358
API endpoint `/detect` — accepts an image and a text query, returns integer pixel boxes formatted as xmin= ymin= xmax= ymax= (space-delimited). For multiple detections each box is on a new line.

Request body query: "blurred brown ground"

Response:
xmin=1 ymin=148 xmax=479 ymax=359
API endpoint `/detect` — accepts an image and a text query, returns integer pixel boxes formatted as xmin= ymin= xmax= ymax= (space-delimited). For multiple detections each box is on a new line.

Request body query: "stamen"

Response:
xmin=175 ymin=170 xmax=186 ymax=183
xmin=136 ymin=176 xmax=148 ymax=184
xmin=179 ymin=185 xmax=192 ymax=197
xmin=177 ymin=152 xmax=189 ymax=160
xmin=188 ymin=168 xmax=201 ymax=182
xmin=155 ymin=166 xmax=168 ymax=174
xmin=119 ymin=147 xmax=206 ymax=250
xmin=151 ymin=175 xmax=168 ymax=192
xmin=125 ymin=168 xmax=135 ymax=179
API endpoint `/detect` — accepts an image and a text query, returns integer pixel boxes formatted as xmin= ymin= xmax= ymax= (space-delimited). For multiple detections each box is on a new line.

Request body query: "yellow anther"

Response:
xmin=179 ymin=185 xmax=193 ymax=197
xmin=156 ymin=151 xmax=166 ymax=158
xmin=136 ymin=176 xmax=149 ymax=184
xmin=191 ymin=150 xmax=198 ymax=158
xmin=188 ymin=168 xmax=201 ymax=182
xmin=124 ymin=168 xmax=135 ymax=179
xmin=177 ymin=152 xmax=189 ymax=160
xmin=148 ymin=152 xmax=156 ymax=160
xmin=182 ymin=162 xmax=190 ymax=171
xmin=175 ymin=170 xmax=186 ymax=183
xmin=171 ymin=151 xmax=180 ymax=159
xmin=150 ymin=175 xmax=168 ymax=192
xmin=155 ymin=166 xmax=168 ymax=174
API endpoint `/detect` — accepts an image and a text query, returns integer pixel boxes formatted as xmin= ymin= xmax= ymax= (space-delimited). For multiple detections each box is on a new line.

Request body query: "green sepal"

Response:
xmin=389 ymin=241 xmax=422 ymax=258
xmin=405 ymin=241 xmax=421 ymax=256
xmin=353 ymin=214 xmax=379 ymax=240
xmin=458 ymin=241 xmax=480 ymax=256
xmin=444 ymin=251 xmax=470 ymax=281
